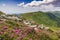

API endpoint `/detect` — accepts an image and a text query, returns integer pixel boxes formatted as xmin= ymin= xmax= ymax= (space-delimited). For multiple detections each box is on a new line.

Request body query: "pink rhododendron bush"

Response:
xmin=0 ymin=24 xmax=59 ymax=40
xmin=0 ymin=19 xmax=59 ymax=40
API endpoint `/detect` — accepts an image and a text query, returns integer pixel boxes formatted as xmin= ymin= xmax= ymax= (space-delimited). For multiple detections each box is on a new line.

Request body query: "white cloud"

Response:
xmin=39 ymin=4 xmax=55 ymax=11
xmin=42 ymin=4 xmax=54 ymax=9
xmin=24 ymin=1 xmax=40 ymax=7
xmin=21 ymin=0 xmax=60 ymax=11
xmin=44 ymin=0 xmax=55 ymax=3
xmin=18 ymin=0 xmax=55 ymax=7
xmin=21 ymin=0 xmax=60 ymax=12
xmin=17 ymin=2 xmax=24 ymax=7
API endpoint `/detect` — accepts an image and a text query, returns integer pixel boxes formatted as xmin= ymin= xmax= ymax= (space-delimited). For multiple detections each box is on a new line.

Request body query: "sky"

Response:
xmin=0 ymin=0 xmax=60 ymax=14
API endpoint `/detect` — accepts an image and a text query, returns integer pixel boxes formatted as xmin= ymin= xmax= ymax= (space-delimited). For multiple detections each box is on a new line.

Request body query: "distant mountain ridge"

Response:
xmin=48 ymin=11 xmax=60 ymax=18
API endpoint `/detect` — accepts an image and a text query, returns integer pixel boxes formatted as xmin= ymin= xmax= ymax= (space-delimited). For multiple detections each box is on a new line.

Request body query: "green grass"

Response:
xmin=22 ymin=11 xmax=60 ymax=30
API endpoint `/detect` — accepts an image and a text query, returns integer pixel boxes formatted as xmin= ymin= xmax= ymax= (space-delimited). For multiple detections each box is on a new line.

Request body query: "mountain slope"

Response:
xmin=0 ymin=11 xmax=60 ymax=40
xmin=22 ymin=11 xmax=60 ymax=29
xmin=49 ymin=11 xmax=60 ymax=18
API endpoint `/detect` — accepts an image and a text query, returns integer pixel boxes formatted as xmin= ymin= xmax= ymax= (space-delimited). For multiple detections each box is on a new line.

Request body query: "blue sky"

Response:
xmin=0 ymin=0 xmax=42 ymax=5
xmin=0 ymin=0 xmax=42 ymax=3
xmin=0 ymin=0 xmax=60 ymax=14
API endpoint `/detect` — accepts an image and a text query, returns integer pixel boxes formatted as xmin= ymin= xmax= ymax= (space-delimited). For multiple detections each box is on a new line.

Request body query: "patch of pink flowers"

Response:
xmin=15 ymin=29 xmax=21 ymax=34
xmin=11 ymin=28 xmax=23 ymax=40
xmin=3 ymin=25 xmax=9 ymax=32
xmin=0 ymin=25 xmax=33 ymax=40
xmin=0 ymin=31 xmax=4 ymax=35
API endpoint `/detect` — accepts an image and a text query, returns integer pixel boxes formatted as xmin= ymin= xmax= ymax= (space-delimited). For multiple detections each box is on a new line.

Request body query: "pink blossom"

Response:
xmin=0 ymin=31 xmax=4 ymax=35
xmin=3 ymin=26 xmax=8 ymax=29
xmin=3 ymin=26 xmax=9 ymax=32
xmin=16 ymin=32 xmax=23 ymax=40
xmin=15 ymin=29 xmax=21 ymax=34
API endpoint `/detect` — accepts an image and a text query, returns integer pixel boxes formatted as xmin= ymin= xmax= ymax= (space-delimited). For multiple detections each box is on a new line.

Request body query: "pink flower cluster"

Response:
xmin=0 ymin=25 xmax=34 ymax=40
xmin=11 ymin=28 xmax=23 ymax=40
xmin=0 ymin=31 xmax=4 ymax=35
xmin=0 ymin=25 xmax=9 ymax=35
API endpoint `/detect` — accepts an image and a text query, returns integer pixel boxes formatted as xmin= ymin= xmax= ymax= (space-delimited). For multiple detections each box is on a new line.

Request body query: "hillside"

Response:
xmin=0 ymin=11 xmax=60 ymax=40
xmin=50 ymin=11 xmax=60 ymax=18
xmin=22 ymin=11 xmax=60 ymax=30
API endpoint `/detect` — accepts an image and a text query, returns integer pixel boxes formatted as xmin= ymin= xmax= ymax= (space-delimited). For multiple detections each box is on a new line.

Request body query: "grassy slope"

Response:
xmin=22 ymin=11 xmax=60 ymax=30
xmin=0 ymin=11 xmax=60 ymax=40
